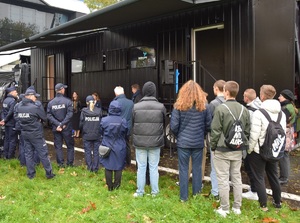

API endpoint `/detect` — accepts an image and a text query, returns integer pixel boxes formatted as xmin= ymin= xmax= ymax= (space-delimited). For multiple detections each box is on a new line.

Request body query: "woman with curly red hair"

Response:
xmin=170 ymin=80 xmax=212 ymax=202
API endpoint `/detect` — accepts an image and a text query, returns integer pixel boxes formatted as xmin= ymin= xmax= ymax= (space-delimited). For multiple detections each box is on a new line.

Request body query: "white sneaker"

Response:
xmin=133 ymin=193 xmax=143 ymax=197
xmin=232 ymin=207 xmax=241 ymax=215
xmin=242 ymin=191 xmax=258 ymax=200
xmin=214 ymin=207 xmax=229 ymax=217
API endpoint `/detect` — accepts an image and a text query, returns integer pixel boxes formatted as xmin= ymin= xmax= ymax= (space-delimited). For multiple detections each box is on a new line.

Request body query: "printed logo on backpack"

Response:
xmin=222 ymin=104 xmax=248 ymax=150
xmin=259 ymin=109 xmax=286 ymax=161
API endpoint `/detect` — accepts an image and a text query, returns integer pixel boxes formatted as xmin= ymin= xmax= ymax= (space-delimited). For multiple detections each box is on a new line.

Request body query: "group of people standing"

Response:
xmin=0 ymin=81 xmax=166 ymax=199
xmin=170 ymin=79 xmax=297 ymax=217
xmin=0 ymin=79 xmax=297 ymax=216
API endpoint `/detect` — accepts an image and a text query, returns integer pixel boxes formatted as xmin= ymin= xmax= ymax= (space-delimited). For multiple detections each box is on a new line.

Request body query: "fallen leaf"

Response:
xmin=143 ymin=215 xmax=152 ymax=223
xmin=70 ymin=171 xmax=78 ymax=176
xmin=58 ymin=168 xmax=65 ymax=174
xmin=80 ymin=206 xmax=91 ymax=214
xmin=0 ymin=195 xmax=6 ymax=200
xmin=90 ymin=201 xmax=96 ymax=210
xmin=128 ymin=180 xmax=136 ymax=185
xmin=262 ymin=217 xmax=279 ymax=223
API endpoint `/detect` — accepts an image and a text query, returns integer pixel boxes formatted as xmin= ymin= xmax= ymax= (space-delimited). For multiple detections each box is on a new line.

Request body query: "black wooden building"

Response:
xmin=0 ymin=0 xmax=296 ymax=111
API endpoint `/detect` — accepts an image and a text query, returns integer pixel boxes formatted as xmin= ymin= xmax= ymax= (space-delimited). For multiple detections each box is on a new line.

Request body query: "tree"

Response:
xmin=84 ymin=0 xmax=122 ymax=11
xmin=0 ymin=18 xmax=38 ymax=47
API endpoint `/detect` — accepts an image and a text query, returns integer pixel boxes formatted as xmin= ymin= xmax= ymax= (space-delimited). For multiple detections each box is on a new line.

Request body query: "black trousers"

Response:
xmin=244 ymin=155 xmax=257 ymax=192
xmin=105 ymin=169 xmax=122 ymax=189
xmin=248 ymin=152 xmax=281 ymax=207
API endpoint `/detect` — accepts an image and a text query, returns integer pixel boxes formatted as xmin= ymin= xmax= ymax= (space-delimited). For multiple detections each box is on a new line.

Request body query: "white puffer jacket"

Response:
xmin=248 ymin=99 xmax=286 ymax=154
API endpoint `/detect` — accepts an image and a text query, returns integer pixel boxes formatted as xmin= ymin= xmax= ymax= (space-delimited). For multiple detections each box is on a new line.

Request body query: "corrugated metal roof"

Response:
xmin=0 ymin=0 xmax=224 ymax=53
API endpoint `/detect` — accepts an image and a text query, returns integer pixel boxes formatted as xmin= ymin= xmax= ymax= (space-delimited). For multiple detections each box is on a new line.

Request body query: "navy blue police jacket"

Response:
xmin=2 ymin=94 xmax=17 ymax=127
xmin=14 ymin=99 xmax=42 ymax=132
xmin=16 ymin=98 xmax=47 ymax=139
xmin=47 ymin=93 xmax=73 ymax=130
xmin=79 ymin=107 xmax=102 ymax=140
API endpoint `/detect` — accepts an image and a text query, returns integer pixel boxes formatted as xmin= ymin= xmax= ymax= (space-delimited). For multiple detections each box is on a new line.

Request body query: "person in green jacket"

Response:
xmin=210 ymin=81 xmax=250 ymax=217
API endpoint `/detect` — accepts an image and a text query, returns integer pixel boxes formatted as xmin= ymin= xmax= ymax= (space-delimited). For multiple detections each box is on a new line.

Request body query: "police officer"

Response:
xmin=79 ymin=95 xmax=102 ymax=172
xmin=0 ymin=86 xmax=18 ymax=159
xmin=17 ymin=87 xmax=55 ymax=179
xmin=14 ymin=91 xmax=41 ymax=166
xmin=47 ymin=83 xmax=74 ymax=168
xmin=14 ymin=93 xmax=26 ymax=166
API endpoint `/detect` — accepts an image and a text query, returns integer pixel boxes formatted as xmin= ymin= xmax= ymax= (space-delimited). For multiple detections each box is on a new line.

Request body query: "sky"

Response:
xmin=44 ymin=0 xmax=90 ymax=14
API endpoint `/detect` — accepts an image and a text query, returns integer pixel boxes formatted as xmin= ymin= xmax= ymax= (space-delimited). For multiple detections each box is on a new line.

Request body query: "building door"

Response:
xmin=191 ymin=24 xmax=225 ymax=101
xmin=45 ymin=55 xmax=55 ymax=100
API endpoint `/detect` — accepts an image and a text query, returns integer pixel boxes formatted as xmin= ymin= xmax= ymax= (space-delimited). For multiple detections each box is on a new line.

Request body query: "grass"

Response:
xmin=0 ymin=159 xmax=299 ymax=223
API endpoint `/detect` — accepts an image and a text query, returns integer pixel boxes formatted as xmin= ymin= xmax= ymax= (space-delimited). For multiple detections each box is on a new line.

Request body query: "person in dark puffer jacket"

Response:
xmin=79 ymin=95 xmax=102 ymax=172
xmin=170 ymin=80 xmax=211 ymax=202
xmin=132 ymin=81 xmax=166 ymax=197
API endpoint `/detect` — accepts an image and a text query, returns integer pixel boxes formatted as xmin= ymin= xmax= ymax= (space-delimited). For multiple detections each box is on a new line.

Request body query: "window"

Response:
xmin=129 ymin=46 xmax=156 ymax=68
xmin=72 ymin=58 xmax=85 ymax=73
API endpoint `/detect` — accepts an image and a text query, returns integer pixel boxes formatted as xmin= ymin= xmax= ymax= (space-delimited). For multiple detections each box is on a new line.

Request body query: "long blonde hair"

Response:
xmin=87 ymin=101 xmax=95 ymax=112
xmin=174 ymin=80 xmax=207 ymax=111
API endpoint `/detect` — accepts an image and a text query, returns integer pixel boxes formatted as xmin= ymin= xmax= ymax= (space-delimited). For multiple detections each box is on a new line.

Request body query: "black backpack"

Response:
xmin=222 ymin=104 xmax=248 ymax=150
xmin=259 ymin=109 xmax=286 ymax=161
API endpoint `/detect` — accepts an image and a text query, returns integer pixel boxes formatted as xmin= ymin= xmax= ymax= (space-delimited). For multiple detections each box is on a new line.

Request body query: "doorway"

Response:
xmin=191 ymin=24 xmax=225 ymax=101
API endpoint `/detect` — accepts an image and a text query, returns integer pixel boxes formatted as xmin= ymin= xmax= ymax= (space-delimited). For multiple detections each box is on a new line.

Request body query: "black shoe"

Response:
xmin=113 ymin=184 xmax=120 ymax=190
xmin=108 ymin=186 xmax=114 ymax=191
xmin=279 ymin=179 xmax=288 ymax=185
xmin=58 ymin=164 xmax=65 ymax=168
xmin=47 ymin=174 xmax=56 ymax=179
xmin=272 ymin=201 xmax=282 ymax=208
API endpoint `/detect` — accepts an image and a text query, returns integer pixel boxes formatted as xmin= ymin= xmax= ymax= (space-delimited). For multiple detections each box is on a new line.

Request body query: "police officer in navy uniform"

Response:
xmin=47 ymin=83 xmax=74 ymax=168
xmin=14 ymin=93 xmax=26 ymax=166
xmin=79 ymin=95 xmax=102 ymax=172
xmin=14 ymin=91 xmax=41 ymax=166
xmin=0 ymin=86 xmax=18 ymax=159
xmin=17 ymin=87 xmax=55 ymax=179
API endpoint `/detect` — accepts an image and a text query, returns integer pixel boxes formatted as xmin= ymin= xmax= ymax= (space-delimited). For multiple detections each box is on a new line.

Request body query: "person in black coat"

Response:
xmin=100 ymin=100 xmax=128 ymax=191
xmin=79 ymin=95 xmax=102 ymax=172
xmin=131 ymin=84 xmax=143 ymax=103
xmin=71 ymin=91 xmax=82 ymax=138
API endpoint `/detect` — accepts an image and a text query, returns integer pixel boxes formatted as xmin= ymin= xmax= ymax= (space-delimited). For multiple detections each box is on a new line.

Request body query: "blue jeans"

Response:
xmin=177 ymin=147 xmax=203 ymax=201
xmin=135 ymin=148 xmax=160 ymax=195
xmin=210 ymin=147 xmax=219 ymax=196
